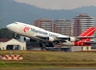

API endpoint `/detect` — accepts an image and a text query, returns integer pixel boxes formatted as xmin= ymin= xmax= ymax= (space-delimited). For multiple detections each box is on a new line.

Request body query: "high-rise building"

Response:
xmin=73 ymin=14 xmax=94 ymax=36
xmin=34 ymin=18 xmax=53 ymax=32
xmin=73 ymin=18 xmax=82 ymax=36
xmin=53 ymin=19 xmax=72 ymax=36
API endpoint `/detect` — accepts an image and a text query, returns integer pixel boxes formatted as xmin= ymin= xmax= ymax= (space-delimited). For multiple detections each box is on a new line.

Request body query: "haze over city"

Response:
xmin=15 ymin=0 xmax=96 ymax=10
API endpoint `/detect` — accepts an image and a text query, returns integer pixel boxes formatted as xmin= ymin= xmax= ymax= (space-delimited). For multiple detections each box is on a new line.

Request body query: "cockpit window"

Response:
xmin=15 ymin=22 xmax=17 ymax=24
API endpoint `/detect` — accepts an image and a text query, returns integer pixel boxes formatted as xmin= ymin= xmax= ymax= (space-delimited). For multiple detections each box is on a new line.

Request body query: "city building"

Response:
xmin=53 ymin=19 xmax=72 ymax=36
xmin=34 ymin=18 xmax=53 ymax=32
xmin=73 ymin=18 xmax=82 ymax=36
xmin=73 ymin=14 xmax=94 ymax=36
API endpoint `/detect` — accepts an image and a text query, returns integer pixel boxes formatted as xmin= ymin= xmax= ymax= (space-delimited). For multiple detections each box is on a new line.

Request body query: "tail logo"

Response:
xmin=74 ymin=27 xmax=96 ymax=46
xmin=23 ymin=26 xmax=30 ymax=32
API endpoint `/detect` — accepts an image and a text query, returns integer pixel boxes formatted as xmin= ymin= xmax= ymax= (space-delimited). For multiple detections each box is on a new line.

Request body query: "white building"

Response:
xmin=0 ymin=38 xmax=26 ymax=50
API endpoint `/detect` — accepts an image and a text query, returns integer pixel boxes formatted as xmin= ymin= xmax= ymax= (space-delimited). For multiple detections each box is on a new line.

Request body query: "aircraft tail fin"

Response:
xmin=79 ymin=27 xmax=96 ymax=42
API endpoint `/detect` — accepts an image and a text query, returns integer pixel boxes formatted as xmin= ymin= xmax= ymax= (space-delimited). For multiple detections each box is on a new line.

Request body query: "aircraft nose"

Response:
xmin=6 ymin=24 xmax=11 ymax=29
xmin=6 ymin=24 xmax=10 ymax=28
xmin=6 ymin=24 xmax=14 ymax=30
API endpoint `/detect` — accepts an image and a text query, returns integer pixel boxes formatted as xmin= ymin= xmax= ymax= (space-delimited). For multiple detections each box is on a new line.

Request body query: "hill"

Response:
xmin=0 ymin=0 xmax=96 ymax=28
xmin=73 ymin=6 xmax=96 ymax=16
xmin=0 ymin=0 xmax=79 ymax=28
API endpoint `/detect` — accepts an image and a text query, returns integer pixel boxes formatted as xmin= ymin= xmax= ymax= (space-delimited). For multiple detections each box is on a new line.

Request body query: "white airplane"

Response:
xmin=7 ymin=22 xmax=96 ymax=48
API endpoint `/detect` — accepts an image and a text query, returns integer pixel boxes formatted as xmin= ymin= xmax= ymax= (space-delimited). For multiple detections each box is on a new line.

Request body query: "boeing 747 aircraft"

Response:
xmin=7 ymin=22 xmax=96 ymax=48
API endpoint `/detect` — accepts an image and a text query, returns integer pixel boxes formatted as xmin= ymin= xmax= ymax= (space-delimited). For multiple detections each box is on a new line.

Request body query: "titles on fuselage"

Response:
xmin=31 ymin=28 xmax=58 ymax=37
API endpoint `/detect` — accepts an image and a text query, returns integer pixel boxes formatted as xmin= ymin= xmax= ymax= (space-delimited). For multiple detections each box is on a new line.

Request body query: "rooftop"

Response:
xmin=0 ymin=38 xmax=11 ymax=42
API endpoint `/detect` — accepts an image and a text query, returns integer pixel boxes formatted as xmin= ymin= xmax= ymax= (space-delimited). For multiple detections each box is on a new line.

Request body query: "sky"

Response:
xmin=15 ymin=0 xmax=96 ymax=10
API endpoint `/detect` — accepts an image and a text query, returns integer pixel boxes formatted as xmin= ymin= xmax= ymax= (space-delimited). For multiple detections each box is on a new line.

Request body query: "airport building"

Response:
xmin=53 ymin=19 xmax=72 ymax=36
xmin=0 ymin=38 xmax=26 ymax=50
xmin=72 ymin=14 xmax=94 ymax=36
xmin=34 ymin=18 xmax=53 ymax=32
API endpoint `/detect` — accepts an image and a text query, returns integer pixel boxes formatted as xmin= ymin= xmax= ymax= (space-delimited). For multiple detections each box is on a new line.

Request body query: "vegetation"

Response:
xmin=0 ymin=28 xmax=20 ymax=39
xmin=0 ymin=51 xmax=96 ymax=70
xmin=0 ymin=28 xmax=14 ymax=39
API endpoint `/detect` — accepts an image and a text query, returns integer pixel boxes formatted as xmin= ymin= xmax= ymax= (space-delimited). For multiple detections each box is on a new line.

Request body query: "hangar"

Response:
xmin=0 ymin=38 xmax=26 ymax=50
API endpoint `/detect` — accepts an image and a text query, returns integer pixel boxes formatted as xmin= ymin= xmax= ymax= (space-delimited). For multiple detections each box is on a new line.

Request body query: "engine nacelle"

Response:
xmin=48 ymin=37 xmax=55 ymax=42
xmin=69 ymin=37 xmax=77 ymax=42
xmin=24 ymin=37 xmax=31 ymax=41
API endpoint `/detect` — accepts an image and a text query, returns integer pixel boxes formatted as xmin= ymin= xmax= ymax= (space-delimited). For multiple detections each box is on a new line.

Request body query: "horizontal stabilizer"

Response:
xmin=84 ymin=42 xmax=96 ymax=44
xmin=77 ymin=36 xmax=96 ymax=39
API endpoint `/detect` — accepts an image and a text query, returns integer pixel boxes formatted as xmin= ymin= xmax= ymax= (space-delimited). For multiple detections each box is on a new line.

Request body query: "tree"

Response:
xmin=0 ymin=28 xmax=19 ymax=39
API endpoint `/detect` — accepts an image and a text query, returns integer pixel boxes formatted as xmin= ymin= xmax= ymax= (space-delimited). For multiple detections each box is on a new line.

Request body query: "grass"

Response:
xmin=0 ymin=50 xmax=96 ymax=69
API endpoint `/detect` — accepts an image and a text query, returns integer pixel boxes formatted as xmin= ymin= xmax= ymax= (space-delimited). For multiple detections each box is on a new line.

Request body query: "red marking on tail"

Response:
xmin=79 ymin=27 xmax=95 ymax=37
xmin=74 ymin=27 xmax=96 ymax=46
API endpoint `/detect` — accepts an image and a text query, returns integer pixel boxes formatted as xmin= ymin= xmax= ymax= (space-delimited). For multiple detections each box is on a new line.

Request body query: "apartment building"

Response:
xmin=34 ymin=18 xmax=53 ymax=32
xmin=73 ymin=14 xmax=94 ymax=36
xmin=53 ymin=19 xmax=72 ymax=36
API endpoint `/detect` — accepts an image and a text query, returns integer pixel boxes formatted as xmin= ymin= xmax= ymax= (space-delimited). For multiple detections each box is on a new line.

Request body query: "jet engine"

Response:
xmin=56 ymin=37 xmax=78 ymax=42
xmin=48 ymin=37 xmax=55 ymax=42
xmin=68 ymin=37 xmax=78 ymax=42
xmin=24 ymin=37 xmax=35 ymax=42
xmin=24 ymin=37 xmax=31 ymax=41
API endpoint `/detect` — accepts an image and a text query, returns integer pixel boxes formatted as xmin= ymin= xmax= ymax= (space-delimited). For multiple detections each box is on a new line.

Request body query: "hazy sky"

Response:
xmin=15 ymin=0 xmax=96 ymax=10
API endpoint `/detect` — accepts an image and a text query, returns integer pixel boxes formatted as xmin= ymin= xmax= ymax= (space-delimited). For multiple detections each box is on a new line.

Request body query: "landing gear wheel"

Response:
xmin=14 ymin=33 xmax=17 ymax=39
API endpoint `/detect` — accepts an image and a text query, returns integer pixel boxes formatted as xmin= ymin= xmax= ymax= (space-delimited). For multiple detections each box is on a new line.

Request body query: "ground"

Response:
xmin=0 ymin=50 xmax=96 ymax=70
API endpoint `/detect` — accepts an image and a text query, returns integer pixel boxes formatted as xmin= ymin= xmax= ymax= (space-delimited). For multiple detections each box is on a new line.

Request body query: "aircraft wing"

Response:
xmin=36 ymin=35 xmax=96 ymax=43
xmin=36 ymin=35 xmax=49 ymax=40
xmin=36 ymin=35 xmax=75 ymax=42
xmin=56 ymin=36 xmax=96 ymax=42
xmin=56 ymin=36 xmax=96 ymax=39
